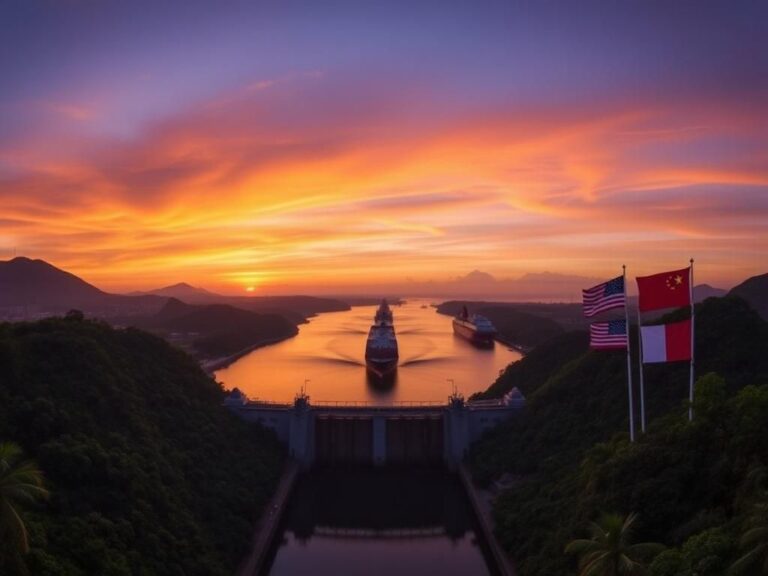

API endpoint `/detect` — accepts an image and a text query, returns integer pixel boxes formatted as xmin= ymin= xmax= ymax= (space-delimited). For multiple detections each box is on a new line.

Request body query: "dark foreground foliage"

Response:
xmin=0 ymin=317 xmax=284 ymax=576
xmin=468 ymin=296 xmax=768 ymax=576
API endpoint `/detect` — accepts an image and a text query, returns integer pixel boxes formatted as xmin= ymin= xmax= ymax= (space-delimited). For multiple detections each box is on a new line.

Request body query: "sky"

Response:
xmin=1 ymin=0 xmax=766 ymax=295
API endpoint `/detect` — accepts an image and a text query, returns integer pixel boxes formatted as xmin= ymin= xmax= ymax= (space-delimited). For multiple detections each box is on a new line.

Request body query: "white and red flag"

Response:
xmin=640 ymin=319 xmax=692 ymax=363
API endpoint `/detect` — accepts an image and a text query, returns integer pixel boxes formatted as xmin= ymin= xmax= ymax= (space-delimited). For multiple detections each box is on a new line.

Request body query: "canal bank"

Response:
xmin=237 ymin=460 xmax=299 ymax=576
xmin=459 ymin=463 xmax=516 ymax=576
xmin=249 ymin=465 xmax=505 ymax=576
xmin=202 ymin=335 xmax=296 ymax=373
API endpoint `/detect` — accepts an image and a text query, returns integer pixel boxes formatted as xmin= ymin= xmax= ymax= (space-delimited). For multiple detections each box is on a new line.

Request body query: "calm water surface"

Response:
xmin=215 ymin=299 xmax=522 ymax=403
xmin=263 ymin=468 xmax=499 ymax=576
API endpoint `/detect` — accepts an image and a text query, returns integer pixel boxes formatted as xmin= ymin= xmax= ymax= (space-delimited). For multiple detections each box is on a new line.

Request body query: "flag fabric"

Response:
xmin=590 ymin=320 xmax=628 ymax=350
xmin=582 ymin=275 xmax=625 ymax=317
xmin=636 ymin=267 xmax=691 ymax=312
xmin=640 ymin=319 xmax=692 ymax=363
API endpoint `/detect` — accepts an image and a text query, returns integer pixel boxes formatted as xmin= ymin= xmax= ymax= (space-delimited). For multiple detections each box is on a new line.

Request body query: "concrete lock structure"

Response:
xmin=224 ymin=387 xmax=525 ymax=468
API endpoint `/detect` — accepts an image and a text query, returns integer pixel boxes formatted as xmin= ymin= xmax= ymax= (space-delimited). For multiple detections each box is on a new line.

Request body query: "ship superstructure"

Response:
xmin=365 ymin=300 xmax=399 ymax=377
xmin=452 ymin=306 xmax=497 ymax=346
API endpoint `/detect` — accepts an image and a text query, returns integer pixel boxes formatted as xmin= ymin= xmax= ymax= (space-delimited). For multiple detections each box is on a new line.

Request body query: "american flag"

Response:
xmin=590 ymin=320 xmax=628 ymax=350
xmin=582 ymin=275 xmax=625 ymax=317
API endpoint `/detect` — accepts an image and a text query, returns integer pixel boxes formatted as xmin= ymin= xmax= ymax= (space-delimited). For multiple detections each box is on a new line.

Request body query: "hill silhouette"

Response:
xmin=437 ymin=300 xmax=585 ymax=348
xmin=130 ymin=281 xmax=353 ymax=318
xmin=0 ymin=257 xmax=107 ymax=307
xmin=139 ymin=298 xmax=298 ymax=360
xmin=693 ymin=283 xmax=727 ymax=302
xmin=129 ymin=282 xmax=217 ymax=302
xmin=729 ymin=272 xmax=768 ymax=319
xmin=0 ymin=257 xmax=166 ymax=317
xmin=0 ymin=257 xmax=350 ymax=323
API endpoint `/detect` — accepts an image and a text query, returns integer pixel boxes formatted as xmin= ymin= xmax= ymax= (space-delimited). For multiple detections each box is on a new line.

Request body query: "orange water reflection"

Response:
xmin=215 ymin=299 xmax=522 ymax=404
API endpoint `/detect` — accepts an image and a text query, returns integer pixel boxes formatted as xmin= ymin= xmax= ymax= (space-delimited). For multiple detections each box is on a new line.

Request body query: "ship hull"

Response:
xmin=452 ymin=319 xmax=495 ymax=347
xmin=365 ymin=358 xmax=399 ymax=378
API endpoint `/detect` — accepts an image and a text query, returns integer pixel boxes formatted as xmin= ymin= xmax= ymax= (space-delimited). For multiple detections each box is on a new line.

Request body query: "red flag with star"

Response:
xmin=636 ymin=267 xmax=691 ymax=312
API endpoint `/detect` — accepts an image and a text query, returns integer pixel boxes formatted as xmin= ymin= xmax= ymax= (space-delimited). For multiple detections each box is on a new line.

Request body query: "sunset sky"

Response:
xmin=1 ymin=0 xmax=766 ymax=294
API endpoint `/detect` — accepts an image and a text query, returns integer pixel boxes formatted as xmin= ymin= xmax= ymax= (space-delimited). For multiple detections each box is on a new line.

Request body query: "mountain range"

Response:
xmin=0 ymin=257 xmax=349 ymax=321
xmin=2 ymin=256 xmax=765 ymax=322
xmin=0 ymin=257 xmax=165 ymax=316
xmin=397 ymin=270 xmax=729 ymax=302
xmin=0 ymin=257 xmax=349 ymax=362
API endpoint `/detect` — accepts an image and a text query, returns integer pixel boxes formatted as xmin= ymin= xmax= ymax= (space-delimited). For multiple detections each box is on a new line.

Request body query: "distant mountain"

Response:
xmin=693 ymin=283 xmax=727 ymax=302
xmin=0 ymin=257 xmax=349 ymax=323
xmin=131 ymin=284 xmax=351 ymax=318
xmin=0 ymin=257 xmax=167 ymax=317
xmin=0 ymin=257 xmax=107 ymax=307
xmin=455 ymin=270 xmax=497 ymax=284
xmin=516 ymin=271 xmax=603 ymax=285
xmin=729 ymin=272 xmax=768 ymax=319
xmin=405 ymin=270 xmax=602 ymax=301
xmin=130 ymin=282 xmax=219 ymax=303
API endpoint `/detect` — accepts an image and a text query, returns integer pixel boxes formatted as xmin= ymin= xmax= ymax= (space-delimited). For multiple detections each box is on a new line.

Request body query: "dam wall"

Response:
xmin=224 ymin=388 xmax=524 ymax=468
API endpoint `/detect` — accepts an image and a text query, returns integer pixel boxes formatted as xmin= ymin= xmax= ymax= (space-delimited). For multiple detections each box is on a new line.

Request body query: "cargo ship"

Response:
xmin=452 ymin=306 xmax=497 ymax=346
xmin=365 ymin=300 xmax=399 ymax=377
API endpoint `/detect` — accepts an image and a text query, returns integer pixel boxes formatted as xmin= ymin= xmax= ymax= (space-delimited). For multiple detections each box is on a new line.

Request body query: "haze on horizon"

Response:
xmin=1 ymin=0 xmax=766 ymax=295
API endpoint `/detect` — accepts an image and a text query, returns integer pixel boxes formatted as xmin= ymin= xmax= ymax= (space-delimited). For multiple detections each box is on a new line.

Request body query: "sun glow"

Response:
xmin=1 ymin=3 xmax=766 ymax=293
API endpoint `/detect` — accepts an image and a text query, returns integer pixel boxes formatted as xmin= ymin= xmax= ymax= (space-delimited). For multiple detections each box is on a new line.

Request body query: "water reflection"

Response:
xmin=216 ymin=299 xmax=521 ymax=404
xmin=366 ymin=370 xmax=397 ymax=395
xmin=263 ymin=468 xmax=499 ymax=576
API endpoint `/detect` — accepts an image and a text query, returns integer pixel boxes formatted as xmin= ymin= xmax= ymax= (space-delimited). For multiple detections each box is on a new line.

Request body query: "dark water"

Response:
xmin=263 ymin=468 xmax=499 ymax=576
xmin=216 ymin=299 xmax=522 ymax=403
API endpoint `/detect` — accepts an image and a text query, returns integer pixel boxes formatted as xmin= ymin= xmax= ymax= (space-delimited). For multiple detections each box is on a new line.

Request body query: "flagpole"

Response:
xmin=637 ymin=305 xmax=646 ymax=433
xmin=623 ymin=265 xmax=635 ymax=442
xmin=689 ymin=258 xmax=695 ymax=421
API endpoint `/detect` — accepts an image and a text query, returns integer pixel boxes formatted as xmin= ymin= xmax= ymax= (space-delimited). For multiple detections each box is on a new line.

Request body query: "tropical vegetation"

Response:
xmin=0 ymin=442 xmax=49 ymax=572
xmin=0 ymin=315 xmax=284 ymax=575
xmin=565 ymin=512 xmax=663 ymax=576
xmin=468 ymin=296 xmax=768 ymax=576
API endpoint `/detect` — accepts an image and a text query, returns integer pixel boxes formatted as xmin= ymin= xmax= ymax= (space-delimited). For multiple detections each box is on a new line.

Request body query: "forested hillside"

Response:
xmin=142 ymin=297 xmax=299 ymax=359
xmin=0 ymin=316 xmax=284 ymax=576
xmin=436 ymin=301 xmax=570 ymax=348
xmin=468 ymin=296 xmax=768 ymax=575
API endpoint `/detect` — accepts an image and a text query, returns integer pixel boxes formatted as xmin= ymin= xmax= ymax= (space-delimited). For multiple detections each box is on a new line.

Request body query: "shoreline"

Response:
xmin=434 ymin=309 xmax=531 ymax=356
xmin=237 ymin=460 xmax=299 ymax=576
xmin=459 ymin=463 xmax=516 ymax=576
xmin=201 ymin=335 xmax=296 ymax=373
xmin=492 ymin=335 xmax=531 ymax=355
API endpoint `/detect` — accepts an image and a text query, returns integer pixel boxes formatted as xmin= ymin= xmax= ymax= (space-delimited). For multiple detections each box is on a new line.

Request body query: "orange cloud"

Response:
xmin=1 ymin=74 xmax=766 ymax=293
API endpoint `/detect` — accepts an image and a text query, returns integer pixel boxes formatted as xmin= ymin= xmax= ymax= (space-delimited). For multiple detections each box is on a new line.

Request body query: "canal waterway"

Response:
xmin=215 ymin=299 xmax=522 ymax=404
xmin=261 ymin=467 xmax=500 ymax=576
